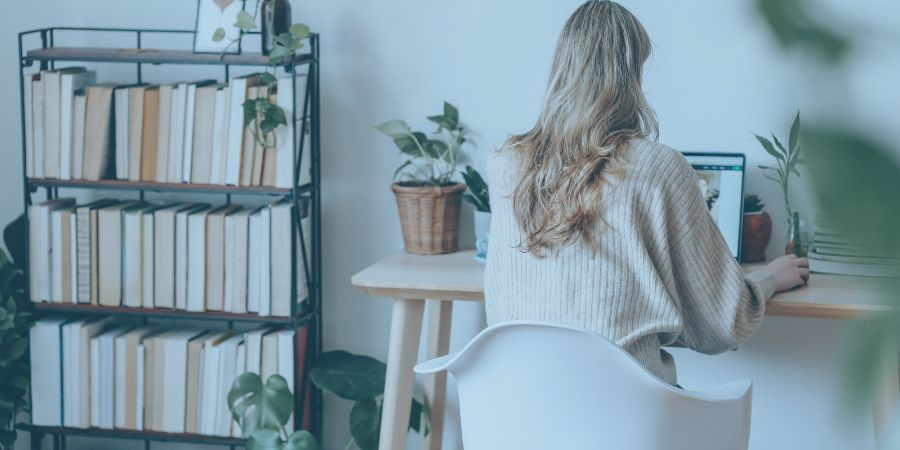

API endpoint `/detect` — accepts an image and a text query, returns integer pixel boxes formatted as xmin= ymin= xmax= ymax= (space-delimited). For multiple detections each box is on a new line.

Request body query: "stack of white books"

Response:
xmin=809 ymin=217 xmax=900 ymax=277
xmin=24 ymin=69 xmax=311 ymax=188
xmin=30 ymin=319 xmax=305 ymax=436
xmin=28 ymin=198 xmax=310 ymax=317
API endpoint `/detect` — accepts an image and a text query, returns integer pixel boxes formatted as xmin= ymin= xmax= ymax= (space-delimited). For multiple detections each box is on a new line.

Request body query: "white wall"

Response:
xmin=3 ymin=1 xmax=899 ymax=449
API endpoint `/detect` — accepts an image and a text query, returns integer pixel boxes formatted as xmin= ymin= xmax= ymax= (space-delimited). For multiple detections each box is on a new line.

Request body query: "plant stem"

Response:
xmin=344 ymin=439 xmax=355 ymax=450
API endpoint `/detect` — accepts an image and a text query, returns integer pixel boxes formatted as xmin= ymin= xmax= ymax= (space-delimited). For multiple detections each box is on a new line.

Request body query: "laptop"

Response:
xmin=682 ymin=153 xmax=746 ymax=259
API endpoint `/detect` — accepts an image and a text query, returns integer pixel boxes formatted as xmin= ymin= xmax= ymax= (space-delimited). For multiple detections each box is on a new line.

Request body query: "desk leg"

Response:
xmin=379 ymin=298 xmax=426 ymax=450
xmin=873 ymin=327 xmax=899 ymax=449
xmin=423 ymin=300 xmax=453 ymax=450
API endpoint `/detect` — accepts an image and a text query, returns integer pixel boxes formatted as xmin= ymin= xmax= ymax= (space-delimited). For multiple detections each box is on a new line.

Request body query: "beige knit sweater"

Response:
xmin=484 ymin=139 xmax=776 ymax=385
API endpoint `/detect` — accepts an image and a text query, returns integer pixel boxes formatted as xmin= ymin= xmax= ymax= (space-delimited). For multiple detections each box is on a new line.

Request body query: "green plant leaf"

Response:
xmin=244 ymin=99 xmax=260 ymax=128
xmin=4 ymin=214 xmax=27 ymax=268
xmin=789 ymin=111 xmax=801 ymax=151
xmin=444 ymin=102 xmax=459 ymax=129
xmin=212 ymin=28 xmax=227 ymax=43
xmin=309 ymin=351 xmax=386 ymax=401
xmin=375 ymin=120 xmax=412 ymax=139
xmin=755 ymin=134 xmax=783 ymax=162
xmin=426 ymin=115 xmax=454 ymax=131
xmin=259 ymin=73 xmax=278 ymax=86
xmin=283 ymin=430 xmax=319 ymax=450
xmin=349 ymin=398 xmax=381 ymax=450
xmin=755 ymin=0 xmax=850 ymax=63
xmin=772 ymin=134 xmax=788 ymax=155
xmin=290 ymin=24 xmax=311 ymax=39
xmin=247 ymin=429 xmax=284 ymax=450
xmin=0 ymin=338 xmax=27 ymax=366
xmin=228 ymin=373 xmax=294 ymax=437
xmin=236 ymin=11 xmax=258 ymax=31
xmin=276 ymin=32 xmax=295 ymax=48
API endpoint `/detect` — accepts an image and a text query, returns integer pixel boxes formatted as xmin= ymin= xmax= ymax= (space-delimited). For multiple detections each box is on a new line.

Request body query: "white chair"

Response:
xmin=415 ymin=321 xmax=752 ymax=450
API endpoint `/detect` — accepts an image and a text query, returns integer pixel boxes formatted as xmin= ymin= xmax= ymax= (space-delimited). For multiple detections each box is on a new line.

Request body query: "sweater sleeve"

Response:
xmin=663 ymin=154 xmax=776 ymax=355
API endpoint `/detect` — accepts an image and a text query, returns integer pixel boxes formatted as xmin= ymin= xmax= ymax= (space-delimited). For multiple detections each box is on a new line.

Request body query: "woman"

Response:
xmin=484 ymin=0 xmax=809 ymax=386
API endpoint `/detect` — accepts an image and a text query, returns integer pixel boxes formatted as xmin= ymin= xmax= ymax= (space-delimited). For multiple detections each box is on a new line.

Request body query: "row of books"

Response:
xmin=30 ymin=319 xmax=309 ymax=436
xmin=23 ymin=68 xmax=309 ymax=187
xmin=29 ymin=198 xmax=309 ymax=317
xmin=809 ymin=216 xmax=900 ymax=277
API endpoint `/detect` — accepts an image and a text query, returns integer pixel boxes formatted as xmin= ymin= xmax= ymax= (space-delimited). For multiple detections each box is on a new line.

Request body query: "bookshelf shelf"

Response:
xmin=18 ymin=424 xmax=248 ymax=446
xmin=32 ymin=302 xmax=314 ymax=323
xmin=17 ymin=26 xmax=323 ymax=450
xmin=27 ymin=178 xmax=301 ymax=196
xmin=24 ymin=46 xmax=313 ymax=68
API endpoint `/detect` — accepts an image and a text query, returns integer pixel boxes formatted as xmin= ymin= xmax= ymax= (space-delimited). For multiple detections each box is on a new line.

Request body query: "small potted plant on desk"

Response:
xmin=741 ymin=194 xmax=772 ymax=263
xmin=756 ymin=112 xmax=808 ymax=256
xmin=461 ymin=166 xmax=490 ymax=262
xmin=376 ymin=102 xmax=469 ymax=255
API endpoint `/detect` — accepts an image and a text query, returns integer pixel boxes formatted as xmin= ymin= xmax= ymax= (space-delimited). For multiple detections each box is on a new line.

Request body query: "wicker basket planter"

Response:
xmin=392 ymin=182 xmax=466 ymax=255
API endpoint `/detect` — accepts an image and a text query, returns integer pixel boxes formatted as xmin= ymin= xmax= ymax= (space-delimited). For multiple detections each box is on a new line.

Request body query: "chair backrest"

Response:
xmin=415 ymin=321 xmax=752 ymax=450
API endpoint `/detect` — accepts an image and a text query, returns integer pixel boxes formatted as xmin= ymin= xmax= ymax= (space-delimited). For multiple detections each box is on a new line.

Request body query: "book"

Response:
xmin=260 ymin=330 xmax=279 ymax=386
xmin=240 ymin=85 xmax=260 ymax=187
xmin=140 ymin=87 xmax=160 ymax=181
xmin=76 ymin=200 xmax=118 ymax=305
xmin=29 ymin=198 xmax=75 ymax=302
xmin=114 ymin=326 xmax=155 ymax=430
xmin=270 ymin=201 xmax=292 ymax=317
xmin=71 ymin=92 xmax=87 ymax=180
xmin=30 ymin=318 xmax=68 ymax=426
xmin=225 ymin=208 xmax=254 ymax=313
xmin=161 ymin=330 xmax=208 ymax=433
xmin=90 ymin=326 xmax=127 ymax=429
xmin=250 ymin=85 xmax=269 ymax=186
xmin=247 ymin=209 xmax=263 ymax=313
xmin=226 ymin=74 xmax=259 ymax=185
xmin=43 ymin=68 xmax=89 ymax=179
xmin=50 ymin=206 xmax=75 ymax=303
xmin=233 ymin=341 xmax=247 ymax=436
xmin=258 ymin=205 xmax=272 ymax=316
xmin=191 ymin=83 xmax=222 ymax=184
xmin=809 ymin=252 xmax=900 ymax=277
xmin=206 ymin=205 xmax=242 ymax=311
xmin=155 ymin=84 xmax=174 ymax=183
xmin=97 ymin=202 xmax=139 ymax=306
xmin=83 ymin=83 xmax=119 ymax=180
xmin=154 ymin=203 xmax=192 ymax=309
xmin=168 ymin=83 xmax=188 ymax=183
xmin=24 ymin=74 xmax=39 ymax=178
xmin=274 ymin=75 xmax=306 ymax=188
xmin=277 ymin=329 xmax=295 ymax=429
xmin=183 ymin=81 xmax=216 ymax=183
xmin=142 ymin=207 xmax=160 ymax=308
xmin=128 ymin=86 xmax=148 ymax=181
xmin=32 ymin=77 xmax=46 ymax=178
xmin=198 ymin=331 xmax=234 ymax=435
xmin=243 ymin=326 xmax=267 ymax=377
xmin=123 ymin=204 xmax=159 ymax=307
xmin=114 ymin=86 xmax=131 ymax=179
xmin=63 ymin=318 xmax=110 ymax=428
xmin=59 ymin=69 xmax=96 ymax=180
xmin=186 ymin=206 xmax=214 ymax=311
xmin=210 ymin=86 xmax=231 ymax=185
xmin=175 ymin=204 xmax=209 ymax=310
xmin=185 ymin=330 xmax=209 ymax=434
xmin=215 ymin=334 xmax=244 ymax=436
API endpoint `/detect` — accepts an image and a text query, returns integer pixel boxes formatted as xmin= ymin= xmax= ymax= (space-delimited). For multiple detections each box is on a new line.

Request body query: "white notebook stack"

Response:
xmin=809 ymin=216 xmax=900 ymax=277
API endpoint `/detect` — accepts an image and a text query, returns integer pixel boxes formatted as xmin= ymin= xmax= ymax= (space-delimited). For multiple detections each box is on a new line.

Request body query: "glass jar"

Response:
xmin=784 ymin=212 xmax=809 ymax=257
xmin=261 ymin=0 xmax=292 ymax=55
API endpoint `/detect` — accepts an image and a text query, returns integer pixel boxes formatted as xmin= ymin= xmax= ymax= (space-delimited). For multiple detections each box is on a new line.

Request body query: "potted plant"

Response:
xmin=228 ymin=373 xmax=319 ymax=450
xmin=461 ymin=166 xmax=490 ymax=262
xmin=0 ymin=215 xmax=32 ymax=450
xmin=376 ymin=102 xmax=469 ymax=255
xmin=756 ymin=112 xmax=807 ymax=256
xmin=740 ymin=194 xmax=772 ymax=263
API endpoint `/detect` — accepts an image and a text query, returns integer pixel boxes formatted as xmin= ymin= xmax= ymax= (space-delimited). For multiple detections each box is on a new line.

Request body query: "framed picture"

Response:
xmin=193 ymin=0 xmax=246 ymax=54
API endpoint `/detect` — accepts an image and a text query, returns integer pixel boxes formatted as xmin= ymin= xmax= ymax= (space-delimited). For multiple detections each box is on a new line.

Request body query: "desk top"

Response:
xmin=351 ymin=250 xmax=896 ymax=320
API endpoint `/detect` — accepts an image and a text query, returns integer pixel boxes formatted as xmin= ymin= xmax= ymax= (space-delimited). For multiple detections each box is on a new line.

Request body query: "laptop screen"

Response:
xmin=682 ymin=153 xmax=746 ymax=258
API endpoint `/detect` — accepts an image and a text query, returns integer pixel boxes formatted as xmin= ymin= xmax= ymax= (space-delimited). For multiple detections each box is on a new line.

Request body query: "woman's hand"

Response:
xmin=765 ymin=254 xmax=810 ymax=293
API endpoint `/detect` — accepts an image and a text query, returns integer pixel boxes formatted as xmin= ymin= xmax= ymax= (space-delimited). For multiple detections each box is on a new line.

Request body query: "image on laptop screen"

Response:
xmin=682 ymin=153 xmax=746 ymax=258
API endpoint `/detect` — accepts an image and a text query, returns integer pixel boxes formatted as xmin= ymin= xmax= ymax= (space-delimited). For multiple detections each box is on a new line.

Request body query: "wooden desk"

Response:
xmin=352 ymin=250 xmax=896 ymax=450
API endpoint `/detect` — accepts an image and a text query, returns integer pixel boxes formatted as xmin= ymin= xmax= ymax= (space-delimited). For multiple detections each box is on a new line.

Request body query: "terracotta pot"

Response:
xmin=741 ymin=211 xmax=772 ymax=263
xmin=392 ymin=182 xmax=466 ymax=255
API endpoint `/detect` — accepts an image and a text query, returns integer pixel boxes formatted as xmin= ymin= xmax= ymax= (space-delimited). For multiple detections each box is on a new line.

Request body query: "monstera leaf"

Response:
xmin=228 ymin=373 xmax=294 ymax=436
xmin=283 ymin=430 xmax=319 ymax=450
xmin=309 ymin=351 xmax=386 ymax=401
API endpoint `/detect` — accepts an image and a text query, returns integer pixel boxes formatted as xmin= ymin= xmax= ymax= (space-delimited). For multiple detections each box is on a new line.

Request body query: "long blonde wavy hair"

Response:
xmin=509 ymin=0 xmax=658 ymax=256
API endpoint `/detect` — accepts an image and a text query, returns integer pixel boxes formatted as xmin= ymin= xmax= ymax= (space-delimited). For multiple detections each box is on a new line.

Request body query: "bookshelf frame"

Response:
xmin=16 ymin=27 xmax=323 ymax=450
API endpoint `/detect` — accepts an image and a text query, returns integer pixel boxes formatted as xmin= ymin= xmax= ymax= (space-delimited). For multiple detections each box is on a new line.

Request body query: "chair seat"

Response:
xmin=415 ymin=321 xmax=752 ymax=450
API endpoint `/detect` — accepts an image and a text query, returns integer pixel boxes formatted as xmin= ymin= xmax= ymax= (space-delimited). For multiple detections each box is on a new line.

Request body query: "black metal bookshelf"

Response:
xmin=16 ymin=27 xmax=323 ymax=450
